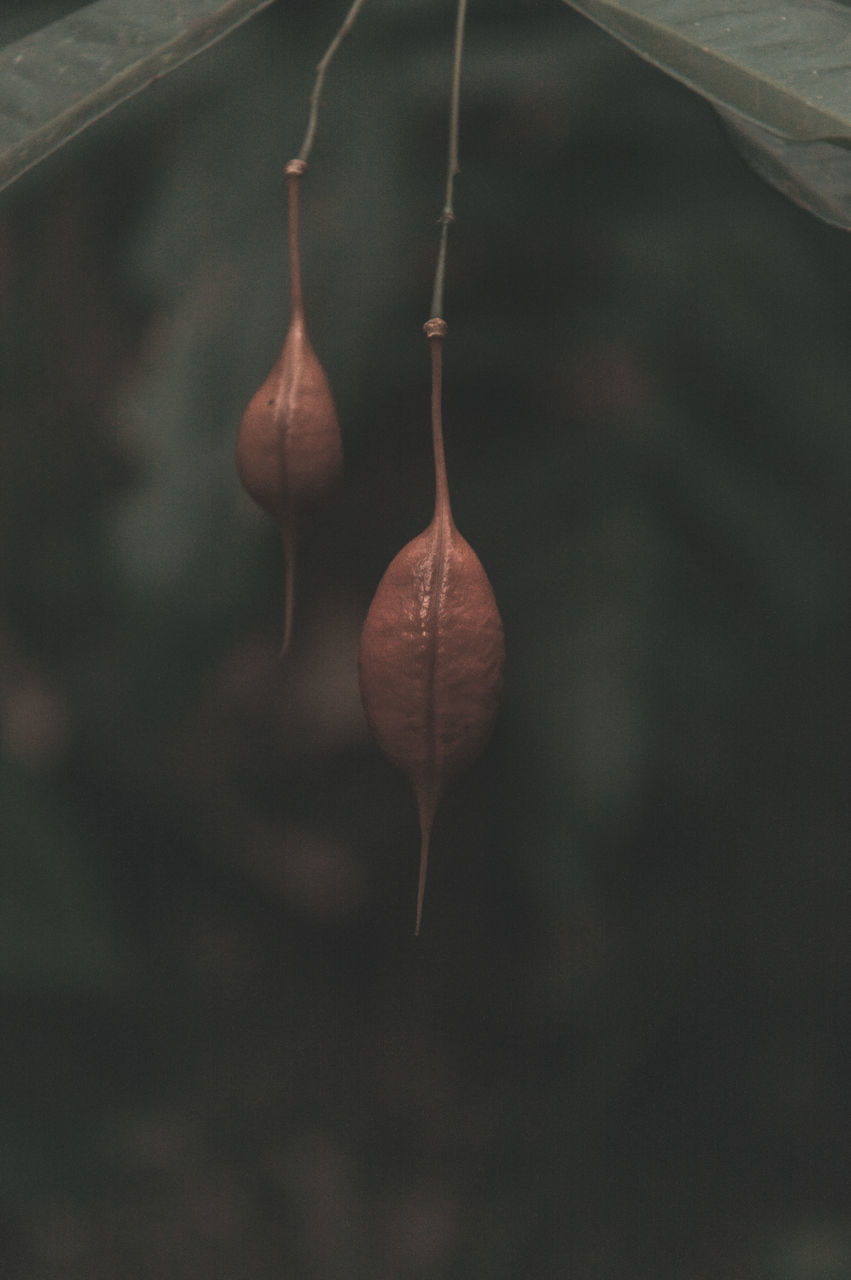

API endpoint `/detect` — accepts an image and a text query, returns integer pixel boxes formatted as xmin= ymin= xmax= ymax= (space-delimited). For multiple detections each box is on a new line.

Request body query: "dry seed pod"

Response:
xmin=358 ymin=320 xmax=504 ymax=934
xmin=236 ymin=158 xmax=342 ymax=655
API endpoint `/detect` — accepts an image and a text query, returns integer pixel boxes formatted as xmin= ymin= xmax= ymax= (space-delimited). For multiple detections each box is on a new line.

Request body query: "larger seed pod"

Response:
xmin=358 ymin=321 xmax=504 ymax=933
xmin=236 ymin=159 xmax=342 ymax=654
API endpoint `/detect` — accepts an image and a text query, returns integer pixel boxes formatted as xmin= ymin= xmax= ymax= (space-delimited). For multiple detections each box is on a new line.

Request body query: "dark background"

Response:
xmin=1 ymin=1 xmax=850 ymax=1275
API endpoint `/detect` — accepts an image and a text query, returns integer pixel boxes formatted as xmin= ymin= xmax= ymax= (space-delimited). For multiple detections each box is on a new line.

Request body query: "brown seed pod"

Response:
xmin=236 ymin=158 xmax=342 ymax=655
xmin=358 ymin=320 xmax=504 ymax=933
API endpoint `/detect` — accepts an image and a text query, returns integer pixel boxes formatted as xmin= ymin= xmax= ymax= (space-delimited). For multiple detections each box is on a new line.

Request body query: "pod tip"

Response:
xmin=279 ymin=526 xmax=297 ymax=661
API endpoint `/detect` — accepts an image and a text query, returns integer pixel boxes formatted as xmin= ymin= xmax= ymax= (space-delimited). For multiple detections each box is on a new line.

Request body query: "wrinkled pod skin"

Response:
xmin=236 ymin=160 xmax=342 ymax=654
xmin=358 ymin=325 xmax=504 ymax=933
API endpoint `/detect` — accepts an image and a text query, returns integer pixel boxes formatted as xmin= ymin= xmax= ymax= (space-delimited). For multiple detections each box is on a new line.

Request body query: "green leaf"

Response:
xmin=0 ymin=0 xmax=276 ymax=194
xmin=718 ymin=107 xmax=851 ymax=230
xmin=0 ymin=3 xmax=87 ymax=51
xmin=561 ymin=0 xmax=851 ymax=141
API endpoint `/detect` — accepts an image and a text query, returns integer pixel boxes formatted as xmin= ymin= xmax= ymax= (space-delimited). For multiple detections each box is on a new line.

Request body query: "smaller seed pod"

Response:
xmin=236 ymin=158 xmax=342 ymax=655
xmin=358 ymin=320 xmax=504 ymax=934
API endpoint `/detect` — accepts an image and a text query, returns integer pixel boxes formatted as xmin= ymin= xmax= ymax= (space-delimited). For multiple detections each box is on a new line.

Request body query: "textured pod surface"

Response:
xmin=359 ymin=325 xmax=504 ymax=932
xmin=359 ymin=516 xmax=504 ymax=795
xmin=358 ymin=504 xmax=504 ymax=930
xmin=236 ymin=313 xmax=342 ymax=529
xmin=236 ymin=315 xmax=341 ymax=654
xmin=235 ymin=162 xmax=342 ymax=654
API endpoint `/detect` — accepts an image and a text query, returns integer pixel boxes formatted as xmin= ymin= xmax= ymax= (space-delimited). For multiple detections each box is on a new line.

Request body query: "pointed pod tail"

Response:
xmin=280 ymin=524 xmax=297 ymax=660
xmin=414 ymin=791 xmax=438 ymax=936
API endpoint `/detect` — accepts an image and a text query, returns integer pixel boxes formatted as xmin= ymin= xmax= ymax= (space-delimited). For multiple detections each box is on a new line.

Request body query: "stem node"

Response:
xmin=297 ymin=0 xmax=370 ymax=164
xmin=428 ymin=0 xmax=468 ymax=323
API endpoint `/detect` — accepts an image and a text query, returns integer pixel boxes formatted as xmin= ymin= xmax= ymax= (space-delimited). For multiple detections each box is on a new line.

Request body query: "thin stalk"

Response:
xmin=424 ymin=319 xmax=451 ymax=523
xmin=429 ymin=0 xmax=469 ymax=321
xmin=284 ymin=160 xmax=306 ymax=317
xmin=296 ymin=0 xmax=370 ymax=165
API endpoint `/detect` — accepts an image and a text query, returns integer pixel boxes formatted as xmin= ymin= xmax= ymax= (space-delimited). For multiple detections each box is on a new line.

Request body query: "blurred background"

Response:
xmin=1 ymin=1 xmax=851 ymax=1275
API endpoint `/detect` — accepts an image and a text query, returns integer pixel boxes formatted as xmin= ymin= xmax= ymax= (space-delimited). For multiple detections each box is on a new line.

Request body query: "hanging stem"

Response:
xmin=284 ymin=159 xmax=306 ymax=317
xmin=424 ymin=318 xmax=451 ymax=523
xmin=429 ymin=0 xmax=469 ymax=322
xmin=422 ymin=0 xmax=469 ymax=530
xmin=296 ymin=0 xmax=371 ymax=166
